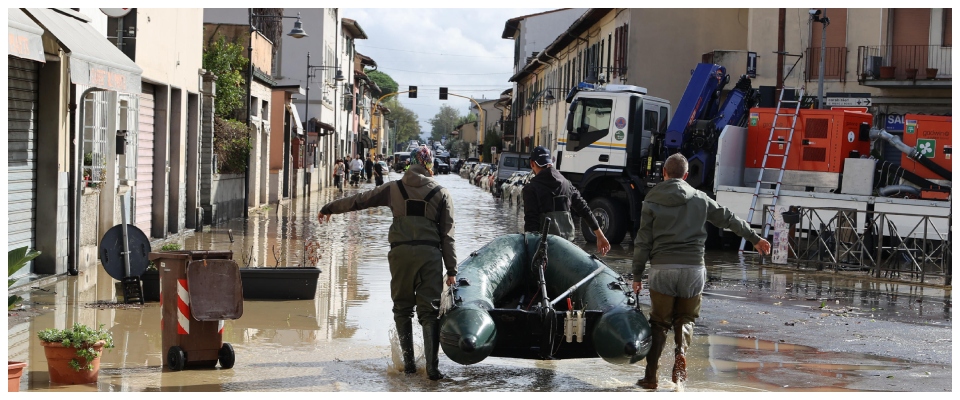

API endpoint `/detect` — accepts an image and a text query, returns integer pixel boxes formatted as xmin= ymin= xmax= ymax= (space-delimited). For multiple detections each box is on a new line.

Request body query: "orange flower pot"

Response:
xmin=40 ymin=341 xmax=105 ymax=385
xmin=8 ymin=361 xmax=27 ymax=392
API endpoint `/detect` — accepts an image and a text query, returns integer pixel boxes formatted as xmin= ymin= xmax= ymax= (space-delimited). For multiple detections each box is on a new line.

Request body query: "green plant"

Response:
xmin=9 ymin=246 xmax=40 ymax=310
xmin=37 ymin=323 xmax=114 ymax=371
xmin=160 ymin=243 xmax=182 ymax=251
xmin=213 ymin=117 xmax=251 ymax=174
xmin=203 ymin=36 xmax=248 ymax=119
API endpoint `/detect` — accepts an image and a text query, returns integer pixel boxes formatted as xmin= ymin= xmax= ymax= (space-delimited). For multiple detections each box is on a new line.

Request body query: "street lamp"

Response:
xmin=244 ymin=9 xmax=307 ymax=218
xmin=810 ymin=9 xmax=830 ymax=109
xmin=303 ymin=51 xmax=344 ymax=195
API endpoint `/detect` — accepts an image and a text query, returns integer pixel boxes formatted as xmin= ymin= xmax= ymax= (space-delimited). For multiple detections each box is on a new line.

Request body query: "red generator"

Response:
xmin=745 ymin=108 xmax=873 ymax=192
xmin=899 ymin=114 xmax=952 ymax=181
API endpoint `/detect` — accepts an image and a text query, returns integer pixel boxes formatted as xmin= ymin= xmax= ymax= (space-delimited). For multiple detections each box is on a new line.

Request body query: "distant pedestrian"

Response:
xmin=365 ymin=156 xmax=375 ymax=183
xmin=632 ymin=153 xmax=771 ymax=389
xmin=333 ymin=159 xmax=345 ymax=193
xmin=317 ymin=145 xmax=456 ymax=380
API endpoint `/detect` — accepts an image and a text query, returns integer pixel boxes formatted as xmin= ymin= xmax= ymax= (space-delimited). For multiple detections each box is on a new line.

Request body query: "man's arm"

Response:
xmin=704 ymin=195 xmax=762 ymax=244
xmin=521 ymin=186 xmax=542 ymax=233
xmin=631 ymin=203 xmax=655 ymax=279
xmin=438 ymin=189 xmax=457 ymax=279
xmin=319 ymin=181 xmax=392 ymax=217
xmin=569 ymin=185 xmax=601 ymax=232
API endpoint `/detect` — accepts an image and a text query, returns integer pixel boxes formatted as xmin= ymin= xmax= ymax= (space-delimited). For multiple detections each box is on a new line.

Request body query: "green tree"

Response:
xmin=429 ymin=104 xmax=462 ymax=143
xmin=483 ymin=128 xmax=503 ymax=162
xmin=385 ymin=98 xmax=421 ymax=150
xmin=366 ymin=69 xmax=398 ymax=98
xmin=203 ymin=36 xmax=248 ymax=119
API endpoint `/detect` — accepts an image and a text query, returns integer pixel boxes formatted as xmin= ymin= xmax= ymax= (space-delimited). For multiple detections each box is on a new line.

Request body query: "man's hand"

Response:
xmin=593 ymin=229 xmax=611 ymax=257
xmin=754 ymin=238 xmax=772 ymax=255
xmin=317 ymin=212 xmax=331 ymax=224
xmin=445 ymin=275 xmax=456 ymax=287
xmin=632 ymin=280 xmax=643 ymax=294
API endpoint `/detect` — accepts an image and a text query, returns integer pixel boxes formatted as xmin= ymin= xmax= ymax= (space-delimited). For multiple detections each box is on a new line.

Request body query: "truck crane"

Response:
xmin=555 ymin=63 xmax=760 ymax=245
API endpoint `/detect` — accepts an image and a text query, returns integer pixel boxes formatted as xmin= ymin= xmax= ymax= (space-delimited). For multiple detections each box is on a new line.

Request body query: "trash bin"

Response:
xmin=149 ymin=250 xmax=243 ymax=371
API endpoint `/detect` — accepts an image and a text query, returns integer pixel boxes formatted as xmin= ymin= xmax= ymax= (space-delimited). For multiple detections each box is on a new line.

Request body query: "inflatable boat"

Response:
xmin=439 ymin=226 xmax=651 ymax=365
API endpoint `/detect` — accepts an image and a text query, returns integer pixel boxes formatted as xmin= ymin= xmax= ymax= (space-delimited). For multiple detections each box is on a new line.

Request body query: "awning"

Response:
xmin=286 ymin=104 xmax=302 ymax=135
xmin=359 ymin=133 xmax=374 ymax=148
xmin=24 ymin=8 xmax=141 ymax=93
xmin=8 ymin=9 xmax=45 ymax=62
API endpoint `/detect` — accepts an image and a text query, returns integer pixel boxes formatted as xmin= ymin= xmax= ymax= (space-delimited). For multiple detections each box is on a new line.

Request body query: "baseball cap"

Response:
xmin=530 ymin=146 xmax=552 ymax=167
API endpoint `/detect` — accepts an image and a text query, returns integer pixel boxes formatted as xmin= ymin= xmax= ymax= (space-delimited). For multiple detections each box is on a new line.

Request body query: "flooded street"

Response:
xmin=8 ymin=171 xmax=952 ymax=392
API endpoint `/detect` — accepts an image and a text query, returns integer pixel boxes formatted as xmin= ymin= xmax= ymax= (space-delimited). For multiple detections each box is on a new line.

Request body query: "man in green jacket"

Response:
xmin=318 ymin=145 xmax=456 ymax=380
xmin=632 ymin=153 xmax=770 ymax=389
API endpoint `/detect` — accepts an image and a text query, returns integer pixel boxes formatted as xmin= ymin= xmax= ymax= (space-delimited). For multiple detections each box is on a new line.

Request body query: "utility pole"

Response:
xmin=815 ymin=9 xmax=829 ymax=109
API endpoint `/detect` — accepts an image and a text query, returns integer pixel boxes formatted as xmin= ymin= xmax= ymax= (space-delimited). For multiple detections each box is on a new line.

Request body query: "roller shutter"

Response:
xmin=7 ymin=56 xmax=40 ymax=261
xmin=136 ymin=83 xmax=155 ymax=237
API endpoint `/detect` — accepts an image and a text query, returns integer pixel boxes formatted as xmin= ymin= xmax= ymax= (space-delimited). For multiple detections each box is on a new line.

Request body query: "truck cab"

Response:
xmin=557 ymin=83 xmax=671 ymax=244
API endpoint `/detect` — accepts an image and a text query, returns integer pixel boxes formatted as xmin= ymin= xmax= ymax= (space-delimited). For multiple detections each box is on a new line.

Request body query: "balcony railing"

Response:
xmin=857 ymin=45 xmax=952 ymax=81
xmin=805 ymin=47 xmax=847 ymax=82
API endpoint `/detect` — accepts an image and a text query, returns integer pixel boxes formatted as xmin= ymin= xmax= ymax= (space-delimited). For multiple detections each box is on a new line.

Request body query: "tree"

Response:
xmin=385 ymin=98 xmax=421 ymax=150
xmin=203 ymin=36 xmax=248 ymax=119
xmin=366 ymin=69 xmax=398 ymax=98
xmin=429 ymin=104 xmax=462 ymax=143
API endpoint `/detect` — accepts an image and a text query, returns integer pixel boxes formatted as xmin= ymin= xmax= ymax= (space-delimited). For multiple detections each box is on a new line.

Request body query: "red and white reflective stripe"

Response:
xmin=159 ymin=273 xmax=164 ymax=330
xmin=218 ymin=320 xmax=224 ymax=334
xmin=177 ymin=278 xmax=191 ymax=335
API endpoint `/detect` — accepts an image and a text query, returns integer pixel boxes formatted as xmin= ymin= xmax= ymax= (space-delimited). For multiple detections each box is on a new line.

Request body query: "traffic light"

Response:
xmin=439 ymin=87 xmax=448 ymax=100
xmin=409 ymin=86 xmax=417 ymax=98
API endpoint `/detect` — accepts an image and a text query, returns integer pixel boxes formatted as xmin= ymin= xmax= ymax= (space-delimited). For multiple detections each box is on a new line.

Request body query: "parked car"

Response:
xmin=515 ymin=172 xmax=534 ymax=208
xmin=460 ymin=162 xmax=478 ymax=179
xmin=501 ymin=171 xmax=530 ymax=203
xmin=472 ymin=164 xmax=491 ymax=185
xmin=450 ymin=158 xmax=462 ymax=173
xmin=494 ymin=152 xmax=531 ymax=197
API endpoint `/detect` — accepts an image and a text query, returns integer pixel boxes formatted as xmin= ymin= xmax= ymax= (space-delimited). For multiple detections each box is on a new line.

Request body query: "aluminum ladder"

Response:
xmin=739 ymin=87 xmax=805 ymax=253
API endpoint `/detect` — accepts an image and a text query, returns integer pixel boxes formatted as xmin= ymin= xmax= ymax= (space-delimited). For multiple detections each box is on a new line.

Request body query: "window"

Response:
xmin=566 ymin=97 xmax=612 ymax=151
xmin=251 ymin=96 xmax=259 ymax=117
xmin=82 ymin=91 xmax=109 ymax=186
xmin=944 ymin=9 xmax=952 ymax=47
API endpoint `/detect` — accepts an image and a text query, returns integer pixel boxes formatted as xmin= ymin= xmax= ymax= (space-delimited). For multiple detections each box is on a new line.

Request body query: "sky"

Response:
xmin=341 ymin=8 xmax=554 ymax=138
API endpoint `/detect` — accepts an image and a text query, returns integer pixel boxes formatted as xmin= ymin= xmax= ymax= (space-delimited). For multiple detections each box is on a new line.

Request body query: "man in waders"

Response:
xmin=521 ymin=146 xmax=611 ymax=256
xmin=632 ymin=153 xmax=770 ymax=389
xmin=317 ymin=145 xmax=456 ymax=380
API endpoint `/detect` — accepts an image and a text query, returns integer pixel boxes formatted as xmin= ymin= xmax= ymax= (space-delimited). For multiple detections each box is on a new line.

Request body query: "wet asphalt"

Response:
xmin=7 ymin=170 xmax=953 ymax=392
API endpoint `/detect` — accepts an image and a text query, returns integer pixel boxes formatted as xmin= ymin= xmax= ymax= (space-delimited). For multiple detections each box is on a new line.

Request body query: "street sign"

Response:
xmin=824 ymin=97 xmax=872 ymax=107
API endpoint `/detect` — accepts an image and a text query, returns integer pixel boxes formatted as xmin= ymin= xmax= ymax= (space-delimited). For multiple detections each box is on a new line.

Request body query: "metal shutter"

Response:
xmin=7 ymin=56 xmax=40 ymax=266
xmin=136 ymin=83 xmax=155 ymax=237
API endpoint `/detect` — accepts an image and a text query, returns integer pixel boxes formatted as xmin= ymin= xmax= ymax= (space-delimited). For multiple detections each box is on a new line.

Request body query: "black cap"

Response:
xmin=530 ymin=146 xmax=552 ymax=167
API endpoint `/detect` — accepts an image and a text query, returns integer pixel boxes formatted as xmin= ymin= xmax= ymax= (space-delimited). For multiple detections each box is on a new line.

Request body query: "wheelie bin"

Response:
xmin=149 ymin=250 xmax=243 ymax=371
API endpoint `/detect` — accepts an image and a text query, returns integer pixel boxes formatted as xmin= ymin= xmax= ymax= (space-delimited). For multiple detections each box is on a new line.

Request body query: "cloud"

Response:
xmin=343 ymin=8 xmax=553 ymax=130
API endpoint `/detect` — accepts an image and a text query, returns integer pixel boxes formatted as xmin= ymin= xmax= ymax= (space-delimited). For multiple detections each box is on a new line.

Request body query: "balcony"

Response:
xmin=805 ymin=47 xmax=847 ymax=82
xmin=857 ymin=45 xmax=951 ymax=88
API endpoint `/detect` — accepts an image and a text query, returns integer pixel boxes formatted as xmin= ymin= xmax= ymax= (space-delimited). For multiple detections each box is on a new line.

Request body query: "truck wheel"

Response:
xmin=582 ymin=197 xmax=627 ymax=245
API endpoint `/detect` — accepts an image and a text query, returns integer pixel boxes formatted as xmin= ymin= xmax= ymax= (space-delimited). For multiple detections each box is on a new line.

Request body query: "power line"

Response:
xmin=378 ymin=67 xmax=511 ymax=76
xmin=356 ymin=44 xmax=512 ymax=59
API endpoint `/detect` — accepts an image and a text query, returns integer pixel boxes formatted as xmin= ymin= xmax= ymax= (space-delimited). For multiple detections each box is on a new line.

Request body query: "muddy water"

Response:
xmin=11 ymin=172 xmax=950 ymax=392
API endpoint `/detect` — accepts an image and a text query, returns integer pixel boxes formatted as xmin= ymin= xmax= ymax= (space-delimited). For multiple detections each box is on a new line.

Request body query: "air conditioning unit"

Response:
xmin=867 ymin=56 xmax=883 ymax=79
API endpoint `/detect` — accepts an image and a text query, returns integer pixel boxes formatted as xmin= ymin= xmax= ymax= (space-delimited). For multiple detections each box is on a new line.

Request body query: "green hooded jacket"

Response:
xmin=632 ymin=178 xmax=761 ymax=277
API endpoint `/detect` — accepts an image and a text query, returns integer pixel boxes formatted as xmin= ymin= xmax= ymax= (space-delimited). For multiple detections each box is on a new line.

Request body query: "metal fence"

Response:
xmin=768 ymin=205 xmax=951 ymax=286
xmin=857 ymin=45 xmax=952 ymax=81
xmin=805 ymin=47 xmax=847 ymax=82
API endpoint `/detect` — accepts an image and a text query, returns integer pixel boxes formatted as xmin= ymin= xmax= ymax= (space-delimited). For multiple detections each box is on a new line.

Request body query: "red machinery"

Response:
xmin=899 ymin=114 xmax=952 ymax=181
xmin=744 ymin=108 xmax=873 ymax=192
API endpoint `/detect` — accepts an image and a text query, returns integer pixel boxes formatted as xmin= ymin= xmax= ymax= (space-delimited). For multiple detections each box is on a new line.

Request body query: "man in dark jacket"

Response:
xmin=318 ymin=145 xmax=456 ymax=380
xmin=632 ymin=153 xmax=770 ymax=389
xmin=364 ymin=155 xmax=375 ymax=182
xmin=522 ymin=146 xmax=610 ymax=256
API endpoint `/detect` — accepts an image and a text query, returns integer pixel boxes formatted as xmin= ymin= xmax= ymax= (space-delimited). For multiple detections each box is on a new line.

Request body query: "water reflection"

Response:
xmin=10 ymin=172 xmax=950 ymax=392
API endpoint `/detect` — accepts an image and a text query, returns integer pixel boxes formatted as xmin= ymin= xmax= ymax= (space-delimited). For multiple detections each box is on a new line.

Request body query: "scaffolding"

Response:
xmin=767 ymin=205 xmax=951 ymax=286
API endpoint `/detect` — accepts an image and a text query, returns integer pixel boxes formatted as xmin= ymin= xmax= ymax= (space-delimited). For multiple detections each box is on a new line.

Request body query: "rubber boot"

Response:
xmin=672 ymin=322 xmax=693 ymax=384
xmin=637 ymin=325 xmax=667 ymax=389
xmin=395 ymin=317 xmax=417 ymax=374
xmin=422 ymin=320 xmax=445 ymax=380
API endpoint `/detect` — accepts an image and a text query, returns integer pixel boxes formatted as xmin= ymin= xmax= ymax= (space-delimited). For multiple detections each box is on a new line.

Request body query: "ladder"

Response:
xmin=739 ymin=87 xmax=805 ymax=253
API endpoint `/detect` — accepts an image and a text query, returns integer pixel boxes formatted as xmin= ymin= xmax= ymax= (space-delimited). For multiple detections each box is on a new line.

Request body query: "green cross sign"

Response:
xmin=917 ymin=139 xmax=936 ymax=159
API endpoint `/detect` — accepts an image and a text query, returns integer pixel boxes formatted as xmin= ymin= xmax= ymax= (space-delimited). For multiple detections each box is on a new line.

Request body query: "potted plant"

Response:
xmin=141 ymin=243 xmax=180 ymax=302
xmin=37 ymin=323 xmax=114 ymax=385
xmin=8 ymin=246 xmax=39 ymax=391
xmin=925 ymin=68 xmax=938 ymax=79
xmin=879 ymin=65 xmax=896 ymax=79
xmin=905 ymin=67 xmax=919 ymax=80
